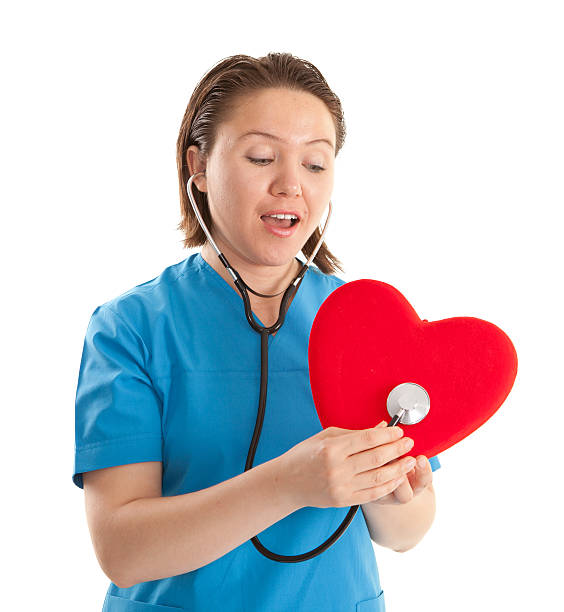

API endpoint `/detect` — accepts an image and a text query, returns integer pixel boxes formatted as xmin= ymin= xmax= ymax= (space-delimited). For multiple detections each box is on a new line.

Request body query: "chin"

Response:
xmin=255 ymin=249 xmax=298 ymax=268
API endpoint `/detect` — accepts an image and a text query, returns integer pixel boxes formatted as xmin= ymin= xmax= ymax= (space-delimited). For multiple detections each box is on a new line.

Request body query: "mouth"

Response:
xmin=260 ymin=211 xmax=301 ymax=229
xmin=260 ymin=214 xmax=299 ymax=229
xmin=260 ymin=213 xmax=301 ymax=237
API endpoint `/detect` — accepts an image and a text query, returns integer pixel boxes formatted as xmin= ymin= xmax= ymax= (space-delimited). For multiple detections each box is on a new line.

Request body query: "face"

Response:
xmin=187 ymin=87 xmax=336 ymax=268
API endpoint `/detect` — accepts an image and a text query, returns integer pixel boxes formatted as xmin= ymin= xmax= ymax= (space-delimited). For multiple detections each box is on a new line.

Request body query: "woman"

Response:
xmin=73 ymin=52 xmax=441 ymax=611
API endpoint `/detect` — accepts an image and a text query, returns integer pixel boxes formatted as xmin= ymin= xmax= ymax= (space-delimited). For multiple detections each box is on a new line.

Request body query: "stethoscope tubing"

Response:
xmin=186 ymin=171 xmax=358 ymax=562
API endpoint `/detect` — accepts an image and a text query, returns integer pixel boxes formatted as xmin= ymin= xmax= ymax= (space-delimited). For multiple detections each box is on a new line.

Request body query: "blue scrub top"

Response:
xmin=73 ymin=252 xmax=441 ymax=612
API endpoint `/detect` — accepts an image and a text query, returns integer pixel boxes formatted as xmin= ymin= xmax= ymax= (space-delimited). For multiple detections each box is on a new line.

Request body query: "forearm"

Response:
xmin=361 ymin=485 xmax=436 ymax=552
xmin=107 ymin=458 xmax=299 ymax=588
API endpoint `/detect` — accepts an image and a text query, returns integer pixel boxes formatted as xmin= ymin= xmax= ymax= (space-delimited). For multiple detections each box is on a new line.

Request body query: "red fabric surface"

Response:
xmin=308 ymin=279 xmax=518 ymax=459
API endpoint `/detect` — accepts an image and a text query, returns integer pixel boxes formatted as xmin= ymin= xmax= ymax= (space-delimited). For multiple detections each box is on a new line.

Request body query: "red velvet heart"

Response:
xmin=308 ymin=279 xmax=518 ymax=460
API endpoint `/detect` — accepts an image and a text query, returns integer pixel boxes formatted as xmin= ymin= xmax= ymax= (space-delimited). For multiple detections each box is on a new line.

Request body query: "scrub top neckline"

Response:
xmin=194 ymin=251 xmax=309 ymax=350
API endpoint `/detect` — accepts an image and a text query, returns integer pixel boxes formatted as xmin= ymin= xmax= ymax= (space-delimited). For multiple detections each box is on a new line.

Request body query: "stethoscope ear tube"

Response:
xmin=186 ymin=171 xmax=356 ymax=562
xmin=186 ymin=171 xmax=333 ymax=277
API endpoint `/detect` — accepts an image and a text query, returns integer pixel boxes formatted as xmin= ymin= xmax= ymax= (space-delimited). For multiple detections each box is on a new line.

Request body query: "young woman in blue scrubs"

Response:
xmin=73 ymin=52 xmax=441 ymax=611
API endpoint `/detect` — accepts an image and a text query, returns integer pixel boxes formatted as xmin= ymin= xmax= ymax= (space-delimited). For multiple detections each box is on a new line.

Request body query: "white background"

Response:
xmin=1 ymin=1 xmax=562 ymax=610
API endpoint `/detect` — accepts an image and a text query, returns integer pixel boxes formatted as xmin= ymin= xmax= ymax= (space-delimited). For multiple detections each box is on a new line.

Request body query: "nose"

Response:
xmin=272 ymin=164 xmax=302 ymax=198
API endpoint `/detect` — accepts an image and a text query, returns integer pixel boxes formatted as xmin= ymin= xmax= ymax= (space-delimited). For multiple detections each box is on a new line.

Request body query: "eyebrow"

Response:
xmin=238 ymin=130 xmax=335 ymax=150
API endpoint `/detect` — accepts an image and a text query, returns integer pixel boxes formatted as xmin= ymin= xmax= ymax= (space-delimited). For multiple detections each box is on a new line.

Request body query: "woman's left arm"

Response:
xmin=360 ymin=455 xmax=437 ymax=553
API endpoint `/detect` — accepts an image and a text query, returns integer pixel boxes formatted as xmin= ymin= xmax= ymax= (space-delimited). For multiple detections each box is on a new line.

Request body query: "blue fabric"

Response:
xmin=74 ymin=252 xmax=441 ymax=611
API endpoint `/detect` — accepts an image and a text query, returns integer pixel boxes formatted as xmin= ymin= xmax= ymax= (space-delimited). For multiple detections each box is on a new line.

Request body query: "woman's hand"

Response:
xmin=371 ymin=422 xmax=434 ymax=505
xmin=276 ymin=420 xmax=418 ymax=510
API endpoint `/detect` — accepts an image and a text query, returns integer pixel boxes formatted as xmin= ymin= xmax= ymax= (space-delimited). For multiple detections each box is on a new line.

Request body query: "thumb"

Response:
xmin=375 ymin=420 xmax=388 ymax=428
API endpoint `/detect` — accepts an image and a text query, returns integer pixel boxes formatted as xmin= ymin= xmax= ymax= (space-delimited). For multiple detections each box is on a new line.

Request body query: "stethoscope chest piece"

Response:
xmin=386 ymin=382 xmax=430 ymax=425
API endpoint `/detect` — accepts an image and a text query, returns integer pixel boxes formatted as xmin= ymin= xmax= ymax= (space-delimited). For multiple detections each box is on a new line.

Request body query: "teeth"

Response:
xmin=266 ymin=213 xmax=298 ymax=220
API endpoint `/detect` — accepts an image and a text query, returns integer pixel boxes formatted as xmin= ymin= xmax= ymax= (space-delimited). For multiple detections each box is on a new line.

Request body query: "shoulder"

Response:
xmin=307 ymin=263 xmax=347 ymax=293
xmin=90 ymin=253 xmax=201 ymax=334
xmin=300 ymin=264 xmax=347 ymax=315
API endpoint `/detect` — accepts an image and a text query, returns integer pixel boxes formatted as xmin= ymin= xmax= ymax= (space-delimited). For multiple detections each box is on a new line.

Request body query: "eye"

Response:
xmin=247 ymin=158 xmax=326 ymax=173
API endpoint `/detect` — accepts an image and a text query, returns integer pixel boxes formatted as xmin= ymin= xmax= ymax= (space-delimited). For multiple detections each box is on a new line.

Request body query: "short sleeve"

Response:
xmin=73 ymin=304 xmax=163 ymax=489
xmin=429 ymin=455 xmax=441 ymax=472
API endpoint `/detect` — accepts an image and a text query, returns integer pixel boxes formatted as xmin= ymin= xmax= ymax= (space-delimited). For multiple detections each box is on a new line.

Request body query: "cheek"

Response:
xmin=215 ymin=163 xmax=263 ymax=210
xmin=308 ymin=195 xmax=331 ymax=225
xmin=306 ymin=170 xmax=333 ymax=202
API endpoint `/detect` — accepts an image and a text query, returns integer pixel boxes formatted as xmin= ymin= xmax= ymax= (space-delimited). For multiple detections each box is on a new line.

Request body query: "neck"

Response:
xmin=200 ymin=241 xmax=302 ymax=308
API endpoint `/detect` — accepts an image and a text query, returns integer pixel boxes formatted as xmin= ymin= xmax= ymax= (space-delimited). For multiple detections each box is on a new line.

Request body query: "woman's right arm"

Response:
xmin=84 ymin=424 xmax=412 ymax=589
xmin=83 ymin=457 xmax=299 ymax=589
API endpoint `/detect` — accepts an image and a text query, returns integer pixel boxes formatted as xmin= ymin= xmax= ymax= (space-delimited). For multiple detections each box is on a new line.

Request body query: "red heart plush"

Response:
xmin=308 ymin=279 xmax=518 ymax=460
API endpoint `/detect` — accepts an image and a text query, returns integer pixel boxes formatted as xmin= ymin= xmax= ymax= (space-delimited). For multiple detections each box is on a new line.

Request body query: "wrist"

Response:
xmin=268 ymin=455 xmax=303 ymax=514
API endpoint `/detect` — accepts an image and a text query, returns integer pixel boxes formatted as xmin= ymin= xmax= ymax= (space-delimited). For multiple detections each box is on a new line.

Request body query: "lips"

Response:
xmin=260 ymin=215 xmax=300 ymax=237
xmin=261 ymin=209 xmax=302 ymax=220
xmin=261 ymin=216 xmax=295 ymax=228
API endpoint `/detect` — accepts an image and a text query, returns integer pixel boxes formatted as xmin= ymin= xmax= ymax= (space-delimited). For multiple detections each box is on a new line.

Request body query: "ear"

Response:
xmin=185 ymin=145 xmax=207 ymax=192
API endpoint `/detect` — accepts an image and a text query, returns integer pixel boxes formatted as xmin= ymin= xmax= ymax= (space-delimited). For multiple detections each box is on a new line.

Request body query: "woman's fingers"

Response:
xmin=350 ymin=434 xmax=415 ymax=474
xmin=345 ymin=424 xmax=405 ymax=457
xmin=407 ymin=456 xmax=433 ymax=496
xmin=353 ymin=455 xmax=416 ymax=492
xmin=337 ymin=424 xmax=433 ymax=503
xmin=390 ymin=474 xmax=414 ymax=504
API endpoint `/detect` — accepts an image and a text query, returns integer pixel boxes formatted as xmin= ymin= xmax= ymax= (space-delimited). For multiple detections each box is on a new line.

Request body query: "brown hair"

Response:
xmin=176 ymin=52 xmax=346 ymax=274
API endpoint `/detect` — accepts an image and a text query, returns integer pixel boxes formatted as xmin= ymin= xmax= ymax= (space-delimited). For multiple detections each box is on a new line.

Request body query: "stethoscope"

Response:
xmin=186 ymin=171 xmax=431 ymax=563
